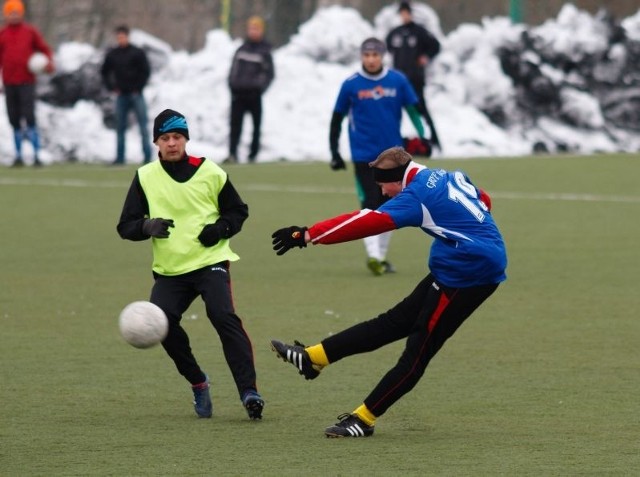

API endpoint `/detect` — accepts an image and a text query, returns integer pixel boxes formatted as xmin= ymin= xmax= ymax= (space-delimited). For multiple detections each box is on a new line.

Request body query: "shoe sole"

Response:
xmin=270 ymin=340 xmax=320 ymax=380
xmin=324 ymin=430 xmax=373 ymax=438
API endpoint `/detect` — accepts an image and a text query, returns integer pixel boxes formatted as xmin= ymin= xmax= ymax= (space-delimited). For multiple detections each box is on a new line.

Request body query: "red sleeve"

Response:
xmin=31 ymin=26 xmax=53 ymax=59
xmin=478 ymin=189 xmax=492 ymax=211
xmin=308 ymin=209 xmax=397 ymax=245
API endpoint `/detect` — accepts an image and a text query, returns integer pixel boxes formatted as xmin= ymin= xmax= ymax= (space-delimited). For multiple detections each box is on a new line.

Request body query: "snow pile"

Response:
xmin=2 ymin=3 xmax=640 ymax=165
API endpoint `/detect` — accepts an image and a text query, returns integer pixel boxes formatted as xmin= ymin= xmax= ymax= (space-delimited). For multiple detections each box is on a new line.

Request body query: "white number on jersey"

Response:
xmin=447 ymin=171 xmax=487 ymax=222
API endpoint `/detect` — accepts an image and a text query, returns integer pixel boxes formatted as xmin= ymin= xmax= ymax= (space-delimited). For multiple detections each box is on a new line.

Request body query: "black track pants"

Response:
xmin=5 ymin=84 xmax=36 ymax=129
xmin=410 ymin=79 xmax=441 ymax=148
xmin=229 ymin=92 xmax=262 ymax=159
xmin=321 ymin=274 xmax=498 ymax=417
xmin=150 ymin=262 xmax=257 ymax=396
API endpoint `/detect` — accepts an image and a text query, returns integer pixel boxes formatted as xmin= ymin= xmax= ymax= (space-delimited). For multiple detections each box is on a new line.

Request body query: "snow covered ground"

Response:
xmin=2 ymin=3 xmax=639 ymax=165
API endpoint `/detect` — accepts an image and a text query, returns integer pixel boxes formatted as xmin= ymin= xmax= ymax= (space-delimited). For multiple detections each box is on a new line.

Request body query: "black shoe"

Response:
xmin=325 ymin=413 xmax=374 ymax=438
xmin=222 ymin=155 xmax=237 ymax=165
xmin=33 ymin=159 xmax=43 ymax=167
xmin=11 ymin=158 xmax=24 ymax=168
xmin=109 ymin=159 xmax=125 ymax=166
xmin=270 ymin=339 xmax=321 ymax=380
xmin=242 ymin=390 xmax=265 ymax=420
xmin=192 ymin=376 xmax=213 ymax=418
xmin=381 ymin=260 xmax=396 ymax=274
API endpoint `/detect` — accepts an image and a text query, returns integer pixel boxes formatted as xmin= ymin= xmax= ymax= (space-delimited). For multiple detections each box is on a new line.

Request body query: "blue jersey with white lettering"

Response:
xmin=334 ymin=68 xmax=418 ymax=162
xmin=378 ymin=168 xmax=507 ymax=287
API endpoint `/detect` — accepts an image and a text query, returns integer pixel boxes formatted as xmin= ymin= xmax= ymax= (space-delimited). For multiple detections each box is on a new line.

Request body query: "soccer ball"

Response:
xmin=27 ymin=52 xmax=49 ymax=74
xmin=118 ymin=301 xmax=168 ymax=349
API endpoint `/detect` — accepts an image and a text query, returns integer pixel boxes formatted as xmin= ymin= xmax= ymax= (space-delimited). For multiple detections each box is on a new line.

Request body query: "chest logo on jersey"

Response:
xmin=358 ymin=85 xmax=397 ymax=100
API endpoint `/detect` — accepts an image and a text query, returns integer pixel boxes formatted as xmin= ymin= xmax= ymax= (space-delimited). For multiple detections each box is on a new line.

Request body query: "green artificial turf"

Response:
xmin=1 ymin=154 xmax=638 ymax=476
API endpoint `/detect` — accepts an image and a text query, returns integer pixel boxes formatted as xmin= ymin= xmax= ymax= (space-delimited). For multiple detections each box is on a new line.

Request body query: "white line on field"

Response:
xmin=1 ymin=177 xmax=638 ymax=203
xmin=0 ymin=177 xmax=127 ymax=188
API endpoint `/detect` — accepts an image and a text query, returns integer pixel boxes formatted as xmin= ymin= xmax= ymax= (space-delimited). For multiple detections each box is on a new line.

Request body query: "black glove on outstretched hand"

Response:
xmin=198 ymin=223 xmax=222 ymax=247
xmin=271 ymin=226 xmax=308 ymax=256
xmin=330 ymin=153 xmax=346 ymax=171
xmin=142 ymin=218 xmax=174 ymax=238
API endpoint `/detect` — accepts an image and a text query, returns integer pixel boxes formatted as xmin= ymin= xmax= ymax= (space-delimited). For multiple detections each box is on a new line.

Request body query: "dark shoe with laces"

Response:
xmin=325 ymin=413 xmax=374 ymax=438
xmin=242 ymin=390 xmax=265 ymax=420
xmin=192 ymin=376 xmax=212 ymax=418
xmin=270 ymin=339 xmax=321 ymax=380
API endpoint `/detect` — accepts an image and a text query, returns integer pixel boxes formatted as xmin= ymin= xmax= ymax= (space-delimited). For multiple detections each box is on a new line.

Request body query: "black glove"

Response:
xmin=198 ymin=223 xmax=222 ymax=247
xmin=330 ymin=153 xmax=346 ymax=171
xmin=271 ymin=226 xmax=308 ymax=256
xmin=142 ymin=218 xmax=174 ymax=238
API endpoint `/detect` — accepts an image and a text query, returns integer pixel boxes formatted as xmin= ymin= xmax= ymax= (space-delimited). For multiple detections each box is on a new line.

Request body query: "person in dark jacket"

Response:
xmin=117 ymin=109 xmax=264 ymax=420
xmin=225 ymin=16 xmax=274 ymax=164
xmin=101 ymin=25 xmax=152 ymax=165
xmin=0 ymin=0 xmax=54 ymax=167
xmin=386 ymin=1 xmax=442 ymax=151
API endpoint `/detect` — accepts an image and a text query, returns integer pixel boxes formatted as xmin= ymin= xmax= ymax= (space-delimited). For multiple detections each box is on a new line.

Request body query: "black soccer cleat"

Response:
xmin=242 ymin=390 xmax=265 ymax=420
xmin=324 ymin=413 xmax=374 ymax=438
xmin=270 ymin=339 xmax=321 ymax=380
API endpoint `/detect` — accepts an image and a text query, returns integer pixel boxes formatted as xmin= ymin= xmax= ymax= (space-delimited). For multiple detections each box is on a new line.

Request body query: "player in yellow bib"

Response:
xmin=117 ymin=109 xmax=263 ymax=420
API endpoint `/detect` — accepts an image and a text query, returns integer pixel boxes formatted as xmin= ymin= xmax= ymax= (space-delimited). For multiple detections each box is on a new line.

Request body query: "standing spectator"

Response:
xmin=117 ymin=109 xmax=264 ymax=420
xmin=329 ymin=37 xmax=425 ymax=276
xmin=270 ymin=146 xmax=506 ymax=438
xmin=0 ymin=0 xmax=54 ymax=167
xmin=101 ymin=25 xmax=152 ymax=165
xmin=386 ymin=1 xmax=442 ymax=151
xmin=225 ymin=16 xmax=274 ymax=164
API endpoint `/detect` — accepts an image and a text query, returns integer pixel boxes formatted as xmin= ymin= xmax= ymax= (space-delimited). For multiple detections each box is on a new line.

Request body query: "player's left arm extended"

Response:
xmin=308 ymin=209 xmax=397 ymax=245
xmin=405 ymin=104 xmax=425 ymax=138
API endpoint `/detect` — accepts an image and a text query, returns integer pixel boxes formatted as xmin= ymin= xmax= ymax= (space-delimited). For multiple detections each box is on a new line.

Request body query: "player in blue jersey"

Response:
xmin=270 ymin=146 xmax=507 ymax=438
xmin=329 ymin=37 xmax=426 ymax=276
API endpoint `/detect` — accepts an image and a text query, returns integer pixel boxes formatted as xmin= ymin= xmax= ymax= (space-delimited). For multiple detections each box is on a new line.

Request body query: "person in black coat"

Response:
xmin=386 ymin=2 xmax=442 ymax=151
xmin=225 ymin=16 xmax=274 ymax=164
xmin=101 ymin=25 xmax=152 ymax=165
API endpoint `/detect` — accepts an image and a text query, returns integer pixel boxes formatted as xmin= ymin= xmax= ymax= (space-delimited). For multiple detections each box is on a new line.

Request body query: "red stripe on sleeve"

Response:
xmin=308 ymin=209 xmax=397 ymax=245
xmin=479 ymin=188 xmax=492 ymax=211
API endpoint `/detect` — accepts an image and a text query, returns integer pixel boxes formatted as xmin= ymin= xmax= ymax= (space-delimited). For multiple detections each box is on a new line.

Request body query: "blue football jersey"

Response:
xmin=378 ymin=168 xmax=507 ymax=287
xmin=334 ymin=68 xmax=418 ymax=163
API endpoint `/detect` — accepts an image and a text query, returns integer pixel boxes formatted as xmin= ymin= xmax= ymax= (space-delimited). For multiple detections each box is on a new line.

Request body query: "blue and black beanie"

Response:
xmin=153 ymin=109 xmax=189 ymax=142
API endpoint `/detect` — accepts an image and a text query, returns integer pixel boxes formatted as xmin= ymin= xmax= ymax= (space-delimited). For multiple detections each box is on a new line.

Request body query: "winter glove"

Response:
xmin=403 ymin=137 xmax=432 ymax=157
xmin=142 ymin=218 xmax=174 ymax=238
xmin=198 ymin=223 xmax=222 ymax=247
xmin=271 ymin=226 xmax=308 ymax=256
xmin=330 ymin=153 xmax=346 ymax=171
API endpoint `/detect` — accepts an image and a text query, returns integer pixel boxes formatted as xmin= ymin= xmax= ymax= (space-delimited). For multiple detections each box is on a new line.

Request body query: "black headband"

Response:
xmin=372 ymin=162 xmax=409 ymax=183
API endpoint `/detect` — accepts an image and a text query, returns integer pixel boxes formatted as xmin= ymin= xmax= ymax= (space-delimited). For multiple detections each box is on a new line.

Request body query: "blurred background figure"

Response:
xmin=0 ymin=0 xmax=54 ymax=167
xmin=100 ymin=24 xmax=152 ymax=165
xmin=329 ymin=37 xmax=426 ymax=276
xmin=386 ymin=1 xmax=442 ymax=152
xmin=225 ymin=15 xmax=274 ymax=164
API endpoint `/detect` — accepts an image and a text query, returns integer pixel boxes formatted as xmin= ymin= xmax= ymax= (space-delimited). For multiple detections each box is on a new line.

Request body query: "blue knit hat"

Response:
xmin=153 ymin=109 xmax=189 ymax=142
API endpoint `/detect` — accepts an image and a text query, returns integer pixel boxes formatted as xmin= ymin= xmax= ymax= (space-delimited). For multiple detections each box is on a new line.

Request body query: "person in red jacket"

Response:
xmin=0 ymin=0 xmax=54 ymax=167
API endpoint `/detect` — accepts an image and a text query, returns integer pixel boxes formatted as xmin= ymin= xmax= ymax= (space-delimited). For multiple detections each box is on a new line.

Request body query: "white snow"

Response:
xmin=2 ymin=3 xmax=639 ymax=165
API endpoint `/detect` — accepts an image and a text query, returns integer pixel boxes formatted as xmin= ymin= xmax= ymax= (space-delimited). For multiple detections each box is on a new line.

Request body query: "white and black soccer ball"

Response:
xmin=118 ymin=301 xmax=168 ymax=349
xmin=27 ymin=52 xmax=49 ymax=74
